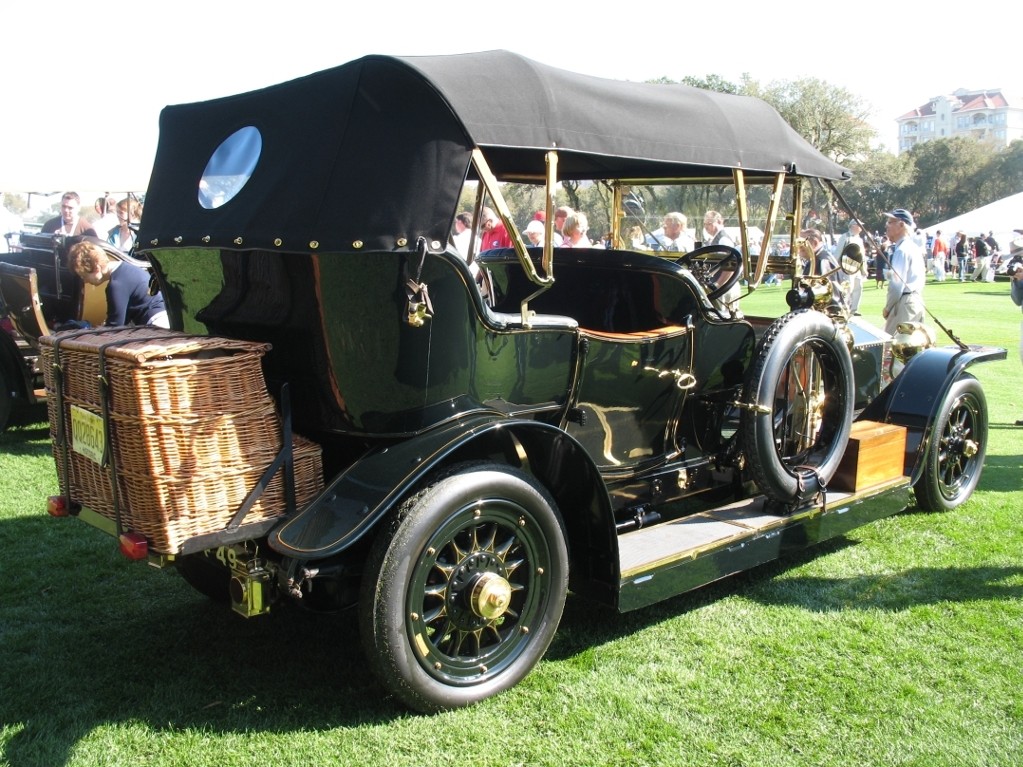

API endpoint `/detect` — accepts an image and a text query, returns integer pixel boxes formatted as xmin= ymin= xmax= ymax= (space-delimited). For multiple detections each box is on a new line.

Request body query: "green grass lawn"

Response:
xmin=1 ymin=276 xmax=1020 ymax=767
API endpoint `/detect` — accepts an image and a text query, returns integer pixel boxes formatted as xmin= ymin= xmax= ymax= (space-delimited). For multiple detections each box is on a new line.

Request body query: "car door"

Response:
xmin=566 ymin=324 xmax=694 ymax=471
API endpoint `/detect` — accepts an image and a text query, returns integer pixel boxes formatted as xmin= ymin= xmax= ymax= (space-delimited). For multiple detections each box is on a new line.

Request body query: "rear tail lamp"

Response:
xmin=46 ymin=495 xmax=70 ymax=517
xmin=118 ymin=532 xmax=149 ymax=560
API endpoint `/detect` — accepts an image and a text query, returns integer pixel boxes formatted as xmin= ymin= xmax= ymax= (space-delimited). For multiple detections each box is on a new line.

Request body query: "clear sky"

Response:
xmin=3 ymin=0 xmax=1019 ymax=196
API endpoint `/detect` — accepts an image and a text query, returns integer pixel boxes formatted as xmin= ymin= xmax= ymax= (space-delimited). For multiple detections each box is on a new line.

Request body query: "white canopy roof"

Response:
xmin=923 ymin=192 xmax=1023 ymax=251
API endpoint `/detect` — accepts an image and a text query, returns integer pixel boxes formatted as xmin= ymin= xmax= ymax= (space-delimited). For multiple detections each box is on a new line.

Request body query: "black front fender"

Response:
xmin=858 ymin=343 xmax=1005 ymax=479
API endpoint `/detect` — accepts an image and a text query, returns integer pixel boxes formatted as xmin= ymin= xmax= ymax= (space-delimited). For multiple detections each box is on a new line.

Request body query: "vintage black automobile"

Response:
xmin=41 ymin=51 xmax=1004 ymax=712
xmin=0 ymin=232 xmax=152 ymax=431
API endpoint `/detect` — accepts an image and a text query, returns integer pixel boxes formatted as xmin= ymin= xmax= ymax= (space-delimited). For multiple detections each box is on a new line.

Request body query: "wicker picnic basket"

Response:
xmin=41 ymin=326 xmax=324 ymax=553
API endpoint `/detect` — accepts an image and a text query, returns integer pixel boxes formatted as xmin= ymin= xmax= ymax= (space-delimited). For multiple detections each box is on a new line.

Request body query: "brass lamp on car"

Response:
xmin=892 ymin=321 xmax=937 ymax=362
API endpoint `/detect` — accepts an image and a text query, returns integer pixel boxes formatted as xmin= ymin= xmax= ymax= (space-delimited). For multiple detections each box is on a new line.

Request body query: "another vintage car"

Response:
xmin=40 ymin=51 xmax=1004 ymax=713
xmin=0 ymin=232 xmax=151 ymax=431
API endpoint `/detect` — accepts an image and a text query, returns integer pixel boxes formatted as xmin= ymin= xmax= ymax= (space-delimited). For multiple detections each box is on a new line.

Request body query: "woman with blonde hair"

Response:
xmin=561 ymin=211 xmax=593 ymax=248
xmin=107 ymin=197 xmax=143 ymax=253
xmin=68 ymin=240 xmax=169 ymax=328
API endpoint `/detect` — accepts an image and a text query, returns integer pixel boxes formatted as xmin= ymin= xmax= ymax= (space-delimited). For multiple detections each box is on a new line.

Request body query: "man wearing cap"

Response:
xmin=524 ymin=219 xmax=545 ymax=247
xmin=882 ymin=208 xmax=926 ymax=335
xmin=479 ymin=206 xmax=512 ymax=252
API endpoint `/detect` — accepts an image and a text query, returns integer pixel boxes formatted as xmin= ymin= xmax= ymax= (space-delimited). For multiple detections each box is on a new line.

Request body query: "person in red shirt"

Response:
xmin=931 ymin=229 xmax=949 ymax=281
xmin=479 ymin=206 xmax=512 ymax=251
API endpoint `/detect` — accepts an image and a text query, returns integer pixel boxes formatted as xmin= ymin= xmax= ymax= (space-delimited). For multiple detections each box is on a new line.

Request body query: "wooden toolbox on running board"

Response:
xmin=832 ymin=420 xmax=907 ymax=492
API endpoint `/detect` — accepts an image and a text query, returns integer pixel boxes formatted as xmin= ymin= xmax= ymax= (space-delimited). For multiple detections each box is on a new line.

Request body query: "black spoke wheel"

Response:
xmin=359 ymin=463 xmax=568 ymax=713
xmin=914 ymin=375 xmax=988 ymax=511
xmin=740 ymin=310 xmax=854 ymax=505
xmin=676 ymin=244 xmax=743 ymax=301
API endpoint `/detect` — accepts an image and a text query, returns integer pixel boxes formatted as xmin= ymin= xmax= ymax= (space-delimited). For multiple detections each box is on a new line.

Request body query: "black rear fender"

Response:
xmin=268 ymin=414 xmax=618 ymax=602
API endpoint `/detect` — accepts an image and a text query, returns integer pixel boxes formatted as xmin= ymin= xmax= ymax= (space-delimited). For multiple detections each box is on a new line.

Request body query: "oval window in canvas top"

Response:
xmin=198 ymin=126 xmax=262 ymax=210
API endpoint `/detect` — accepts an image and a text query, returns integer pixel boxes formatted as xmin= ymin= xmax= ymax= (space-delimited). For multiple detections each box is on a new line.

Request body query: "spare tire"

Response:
xmin=740 ymin=310 xmax=854 ymax=505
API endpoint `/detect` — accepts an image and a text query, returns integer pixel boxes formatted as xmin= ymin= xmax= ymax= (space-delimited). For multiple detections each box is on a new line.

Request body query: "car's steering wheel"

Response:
xmin=676 ymin=244 xmax=743 ymax=301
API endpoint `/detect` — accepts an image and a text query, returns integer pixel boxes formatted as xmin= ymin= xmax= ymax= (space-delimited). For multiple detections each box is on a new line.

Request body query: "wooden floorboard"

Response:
xmin=618 ymin=490 xmax=858 ymax=575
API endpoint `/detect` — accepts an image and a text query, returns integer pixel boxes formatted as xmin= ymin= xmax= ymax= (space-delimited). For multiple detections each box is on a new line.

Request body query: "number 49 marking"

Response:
xmin=215 ymin=547 xmax=238 ymax=567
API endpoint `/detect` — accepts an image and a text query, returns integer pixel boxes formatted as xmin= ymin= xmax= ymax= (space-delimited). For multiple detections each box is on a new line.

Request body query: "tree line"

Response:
xmin=677 ymin=73 xmax=1023 ymax=233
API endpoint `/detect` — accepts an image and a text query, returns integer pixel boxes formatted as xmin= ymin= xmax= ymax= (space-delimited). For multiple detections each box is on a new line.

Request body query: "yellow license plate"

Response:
xmin=71 ymin=405 xmax=106 ymax=465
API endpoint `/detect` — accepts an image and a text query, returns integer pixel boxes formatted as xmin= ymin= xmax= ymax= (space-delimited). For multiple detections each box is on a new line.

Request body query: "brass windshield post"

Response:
xmin=514 ymin=151 xmax=561 ymax=327
xmin=611 ymin=182 xmax=626 ymax=248
xmin=730 ymin=168 xmax=768 ymax=305
xmin=733 ymin=169 xmax=752 ymax=285
xmin=792 ymin=176 xmax=805 ymax=251
xmin=751 ymin=172 xmax=787 ymax=286
xmin=466 ymin=182 xmax=486 ymax=265
xmin=471 ymin=148 xmax=554 ymax=289
xmin=541 ymin=151 xmax=557 ymax=280
xmin=732 ymin=170 xmax=757 ymax=302
xmin=470 ymin=147 xmax=555 ymax=328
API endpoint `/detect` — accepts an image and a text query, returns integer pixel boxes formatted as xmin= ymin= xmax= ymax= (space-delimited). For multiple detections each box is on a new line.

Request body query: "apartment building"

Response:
xmin=894 ymin=89 xmax=1023 ymax=154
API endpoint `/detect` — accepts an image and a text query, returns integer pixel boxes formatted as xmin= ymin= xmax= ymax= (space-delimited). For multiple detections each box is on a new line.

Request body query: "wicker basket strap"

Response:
xmin=95 ymin=340 xmax=126 ymax=536
xmin=49 ymin=325 xmax=116 ymax=434
xmin=51 ymin=327 xmax=266 ymax=362
xmin=50 ymin=353 xmax=73 ymax=511
xmin=49 ymin=326 xmax=106 ymax=514
xmin=98 ymin=331 xmax=210 ymax=362
xmin=50 ymin=325 xmax=165 ymax=352
xmin=104 ymin=334 xmax=270 ymax=364
xmin=227 ymin=384 xmax=295 ymax=530
xmin=104 ymin=334 xmax=252 ymax=363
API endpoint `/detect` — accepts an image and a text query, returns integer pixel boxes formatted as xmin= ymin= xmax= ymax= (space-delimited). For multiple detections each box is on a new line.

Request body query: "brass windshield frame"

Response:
xmin=610 ymin=171 xmax=798 ymax=291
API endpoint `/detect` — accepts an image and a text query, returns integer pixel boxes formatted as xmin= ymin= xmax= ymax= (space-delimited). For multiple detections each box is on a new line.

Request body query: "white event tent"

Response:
xmin=922 ymin=192 xmax=1023 ymax=252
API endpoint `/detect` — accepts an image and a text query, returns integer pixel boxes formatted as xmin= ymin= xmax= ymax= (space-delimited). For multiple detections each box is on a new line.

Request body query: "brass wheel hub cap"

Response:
xmin=470 ymin=571 xmax=512 ymax=620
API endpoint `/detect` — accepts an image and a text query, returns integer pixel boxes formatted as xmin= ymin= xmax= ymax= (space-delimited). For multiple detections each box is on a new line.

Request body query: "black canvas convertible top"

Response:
xmin=139 ymin=50 xmax=849 ymax=254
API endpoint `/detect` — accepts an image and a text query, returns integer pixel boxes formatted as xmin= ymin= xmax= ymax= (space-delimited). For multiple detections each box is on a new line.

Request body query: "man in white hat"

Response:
xmin=524 ymin=219 xmax=545 ymax=247
xmin=881 ymin=208 xmax=926 ymax=335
